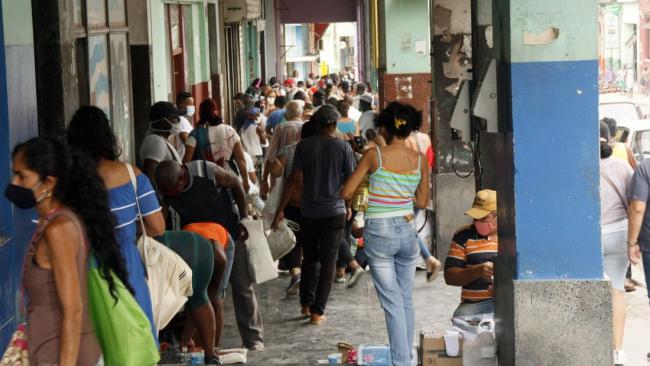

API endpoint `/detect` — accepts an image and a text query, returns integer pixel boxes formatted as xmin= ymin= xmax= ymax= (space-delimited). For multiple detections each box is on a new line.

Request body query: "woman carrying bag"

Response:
xmin=3 ymin=137 xmax=158 ymax=365
xmin=67 ymin=106 xmax=166 ymax=342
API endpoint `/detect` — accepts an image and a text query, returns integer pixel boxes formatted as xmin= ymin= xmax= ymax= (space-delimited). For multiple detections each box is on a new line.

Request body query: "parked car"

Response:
xmin=615 ymin=119 xmax=650 ymax=162
xmin=599 ymin=93 xmax=646 ymax=123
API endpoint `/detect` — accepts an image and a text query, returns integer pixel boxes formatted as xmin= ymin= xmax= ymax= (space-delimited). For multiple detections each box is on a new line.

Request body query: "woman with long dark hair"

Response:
xmin=5 ymin=137 xmax=130 ymax=364
xmin=342 ymin=102 xmax=429 ymax=366
xmin=67 ymin=106 xmax=165 ymax=341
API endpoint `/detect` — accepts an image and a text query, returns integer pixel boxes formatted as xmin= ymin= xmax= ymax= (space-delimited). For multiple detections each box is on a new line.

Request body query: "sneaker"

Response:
xmin=334 ymin=275 xmax=346 ymax=283
xmin=301 ymin=305 xmax=311 ymax=317
xmin=286 ymin=275 xmax=301 ymax=296
xmin=310 ymin=313 xmax=327 ymax=325
xmin=347 ymin=267 xmax=366 ymax=288
xmin=613 ymin=349 xmax=626 ymax=365
xmin=205 ymin=355 xmax=222 ymax=365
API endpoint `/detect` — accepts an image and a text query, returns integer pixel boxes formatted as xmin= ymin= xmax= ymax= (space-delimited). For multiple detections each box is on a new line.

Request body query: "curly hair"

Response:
xmin=375 ymin=101 xmax=421 ymax=139
xmin=67 ymin=106 xmax=121 ymax=162
xmin=12 ymin=137 xmax=133 ymax=300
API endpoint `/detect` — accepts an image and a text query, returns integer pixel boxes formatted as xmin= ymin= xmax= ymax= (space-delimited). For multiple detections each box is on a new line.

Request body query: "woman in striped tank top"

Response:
xmin=343 ymin=102 xmax=429 ymax=366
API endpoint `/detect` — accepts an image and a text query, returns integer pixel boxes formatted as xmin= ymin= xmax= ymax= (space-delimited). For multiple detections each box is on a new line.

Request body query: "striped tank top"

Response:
xmin=366 ymin=146 xmax=421 ymax=218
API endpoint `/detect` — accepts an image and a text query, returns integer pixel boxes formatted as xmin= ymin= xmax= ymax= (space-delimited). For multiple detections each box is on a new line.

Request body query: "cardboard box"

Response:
xmin=421 ymin=351 xmax=462 ymax=366
xmin=419 ymin=330 xmax=463 ymax=366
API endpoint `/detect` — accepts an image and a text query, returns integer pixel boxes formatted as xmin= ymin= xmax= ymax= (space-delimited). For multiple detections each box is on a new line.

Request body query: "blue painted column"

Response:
xmin=493 ymin=0 xmax=612 ymax=364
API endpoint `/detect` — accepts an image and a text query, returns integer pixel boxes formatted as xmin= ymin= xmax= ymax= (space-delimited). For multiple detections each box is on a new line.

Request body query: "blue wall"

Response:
xmin=511 ymin=60 xmax=602 ymax=280
xmin=0 ymin=0 xmax=38 ymax=350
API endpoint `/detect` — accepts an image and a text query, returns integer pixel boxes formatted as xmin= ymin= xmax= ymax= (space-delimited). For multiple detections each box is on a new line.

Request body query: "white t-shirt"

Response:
xmin=240 ymin=121 xmax=264 ymax=157
xmin=185 ymin=124 xmax=240 ymax=166
xmin=139 ymin=133 xmax=181 ymax=163
xmin=348 ymin=106 xmax=362 ymax=122
xmin=358 ymin=111 xmax=378 ymax=135
xmin=169 ymin=116 xmax=193 ymax=158
xmin=243 ymin=152 xmax=259 ymax=196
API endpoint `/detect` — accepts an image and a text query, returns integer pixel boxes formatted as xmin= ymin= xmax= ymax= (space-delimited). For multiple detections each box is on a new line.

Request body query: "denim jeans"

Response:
xmin=643 ymin=250 xmax=650 ymax=305
xmin=451 ymin=300 xmax=495 ymax=337
xmin=218 ymin=235 xmax=236 ymax=298
xmin=364 ymin=216 xmax=419 ymax=366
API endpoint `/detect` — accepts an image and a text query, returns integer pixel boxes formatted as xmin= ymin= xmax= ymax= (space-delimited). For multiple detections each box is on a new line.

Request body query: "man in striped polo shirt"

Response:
xmin=444 ymin=190 xmax=498 ymax=318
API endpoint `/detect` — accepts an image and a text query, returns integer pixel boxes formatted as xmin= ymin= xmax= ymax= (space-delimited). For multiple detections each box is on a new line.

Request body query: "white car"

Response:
xmin=615 ymin=119 xmax=650 ymax=162
xmin=599 ymin=94 xmax=645 ymax=122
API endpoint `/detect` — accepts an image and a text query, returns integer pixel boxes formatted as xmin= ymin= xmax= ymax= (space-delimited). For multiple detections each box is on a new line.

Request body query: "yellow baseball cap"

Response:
xmin=465 ymin=190 xmax=497 ymax=219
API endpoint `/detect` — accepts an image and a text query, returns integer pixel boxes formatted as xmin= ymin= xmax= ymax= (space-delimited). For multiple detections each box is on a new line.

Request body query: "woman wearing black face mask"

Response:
xmin=4 ymin=137 xmax=131 ymax=365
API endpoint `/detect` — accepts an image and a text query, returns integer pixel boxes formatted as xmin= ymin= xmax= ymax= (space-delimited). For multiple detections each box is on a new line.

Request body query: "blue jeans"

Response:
xmin=643 ymin=250 xmax=650 ymax=305
xmin=364 ymin=216 xmax=419 ymax=366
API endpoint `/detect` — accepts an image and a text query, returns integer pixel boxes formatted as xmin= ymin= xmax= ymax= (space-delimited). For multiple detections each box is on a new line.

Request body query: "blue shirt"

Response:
xmin=109 ymin=172 xmax=161 ymax=337
xmin=267 ymin=108 xmax=286 ymax=130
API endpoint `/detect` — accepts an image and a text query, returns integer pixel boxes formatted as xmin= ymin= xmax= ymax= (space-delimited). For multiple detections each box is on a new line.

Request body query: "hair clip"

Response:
xmin=394 ymin=118 xmax=407 ymax=129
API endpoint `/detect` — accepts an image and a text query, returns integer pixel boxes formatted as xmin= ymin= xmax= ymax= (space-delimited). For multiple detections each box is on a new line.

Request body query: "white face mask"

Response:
xmin=267 ymin=97 xmax=276 ymax=105
xmin=185 ymin=106 xmax=196 ymax=117
xmin=150 ymin=117 xmax=181 ymax=134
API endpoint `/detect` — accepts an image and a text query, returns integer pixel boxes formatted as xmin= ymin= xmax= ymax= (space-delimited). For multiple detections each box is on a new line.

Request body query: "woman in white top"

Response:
xmin=183 ymin=98 xmax=250 ymax=193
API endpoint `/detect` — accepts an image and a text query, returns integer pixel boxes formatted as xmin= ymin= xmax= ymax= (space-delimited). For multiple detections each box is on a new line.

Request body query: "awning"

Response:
xmin=314 ymin=23 xmax=330 ymax=39
xmin=277 ymin=0 xmax=356 ymax=24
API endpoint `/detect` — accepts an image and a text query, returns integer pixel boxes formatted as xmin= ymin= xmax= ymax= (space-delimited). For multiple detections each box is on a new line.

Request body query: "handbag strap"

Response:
xmin=126 ymin=163 xmax=149 ymax=239
xmin=601 ymin=170 xmax=628 ymax=210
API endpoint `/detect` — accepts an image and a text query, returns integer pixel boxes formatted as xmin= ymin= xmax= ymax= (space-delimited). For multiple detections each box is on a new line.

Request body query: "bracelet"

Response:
xmin=627 ymin=240 xmax=639 ymax=247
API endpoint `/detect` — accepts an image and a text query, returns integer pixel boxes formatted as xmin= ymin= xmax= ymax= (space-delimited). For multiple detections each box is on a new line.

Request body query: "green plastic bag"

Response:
xmin=87 ymin=254 xmax=160 ymax=366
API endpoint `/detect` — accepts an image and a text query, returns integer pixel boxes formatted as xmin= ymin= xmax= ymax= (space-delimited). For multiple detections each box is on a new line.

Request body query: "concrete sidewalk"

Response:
xmin=217 ymin=266 xmax=650 ymax=365
xmin=220 ymin=269 xmax=460 ymax=365
xmin=624 ymin=263 xmax=650 ymax=366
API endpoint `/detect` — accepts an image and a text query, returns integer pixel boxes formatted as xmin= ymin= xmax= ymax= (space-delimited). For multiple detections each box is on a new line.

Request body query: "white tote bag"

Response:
xmin=266 ymin=219 xmax=298 ymax=261
xmin=262 ymin=175 xmax=284 ymax=230
xmin=127 ymin=164 xmax=193 ymax=331
xmin=240 ymin=212 xmax=278 ymax=285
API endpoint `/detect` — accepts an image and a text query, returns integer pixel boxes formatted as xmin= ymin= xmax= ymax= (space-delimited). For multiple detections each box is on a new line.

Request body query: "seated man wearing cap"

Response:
xmin=444 ymin=189 xmax=498 ymax=319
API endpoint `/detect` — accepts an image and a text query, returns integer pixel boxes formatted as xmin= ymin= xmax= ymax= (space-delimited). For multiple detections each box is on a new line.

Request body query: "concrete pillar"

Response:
xmin=31 ymin=0 xmax=79 ymax=138
xmin=430 ymin=0 xmax=476 ymax=262
xmin=493 ymin=1 xmax=612 ymax=365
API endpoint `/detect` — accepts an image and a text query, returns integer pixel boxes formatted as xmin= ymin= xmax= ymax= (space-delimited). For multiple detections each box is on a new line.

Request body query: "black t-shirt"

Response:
xmin=293 ymin=135 xmax=356 ymax=218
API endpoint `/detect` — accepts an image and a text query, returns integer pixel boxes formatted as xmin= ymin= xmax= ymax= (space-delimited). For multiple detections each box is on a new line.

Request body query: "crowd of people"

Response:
xmin=1 ymin=70 xmax=448 ymax=366
xmin=6 ymin=67 xmax=650 ymax=366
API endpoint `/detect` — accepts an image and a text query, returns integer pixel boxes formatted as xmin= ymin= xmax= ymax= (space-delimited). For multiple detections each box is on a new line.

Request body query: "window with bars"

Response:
xmin=73 ymin=0 xmax=134 ymax=162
